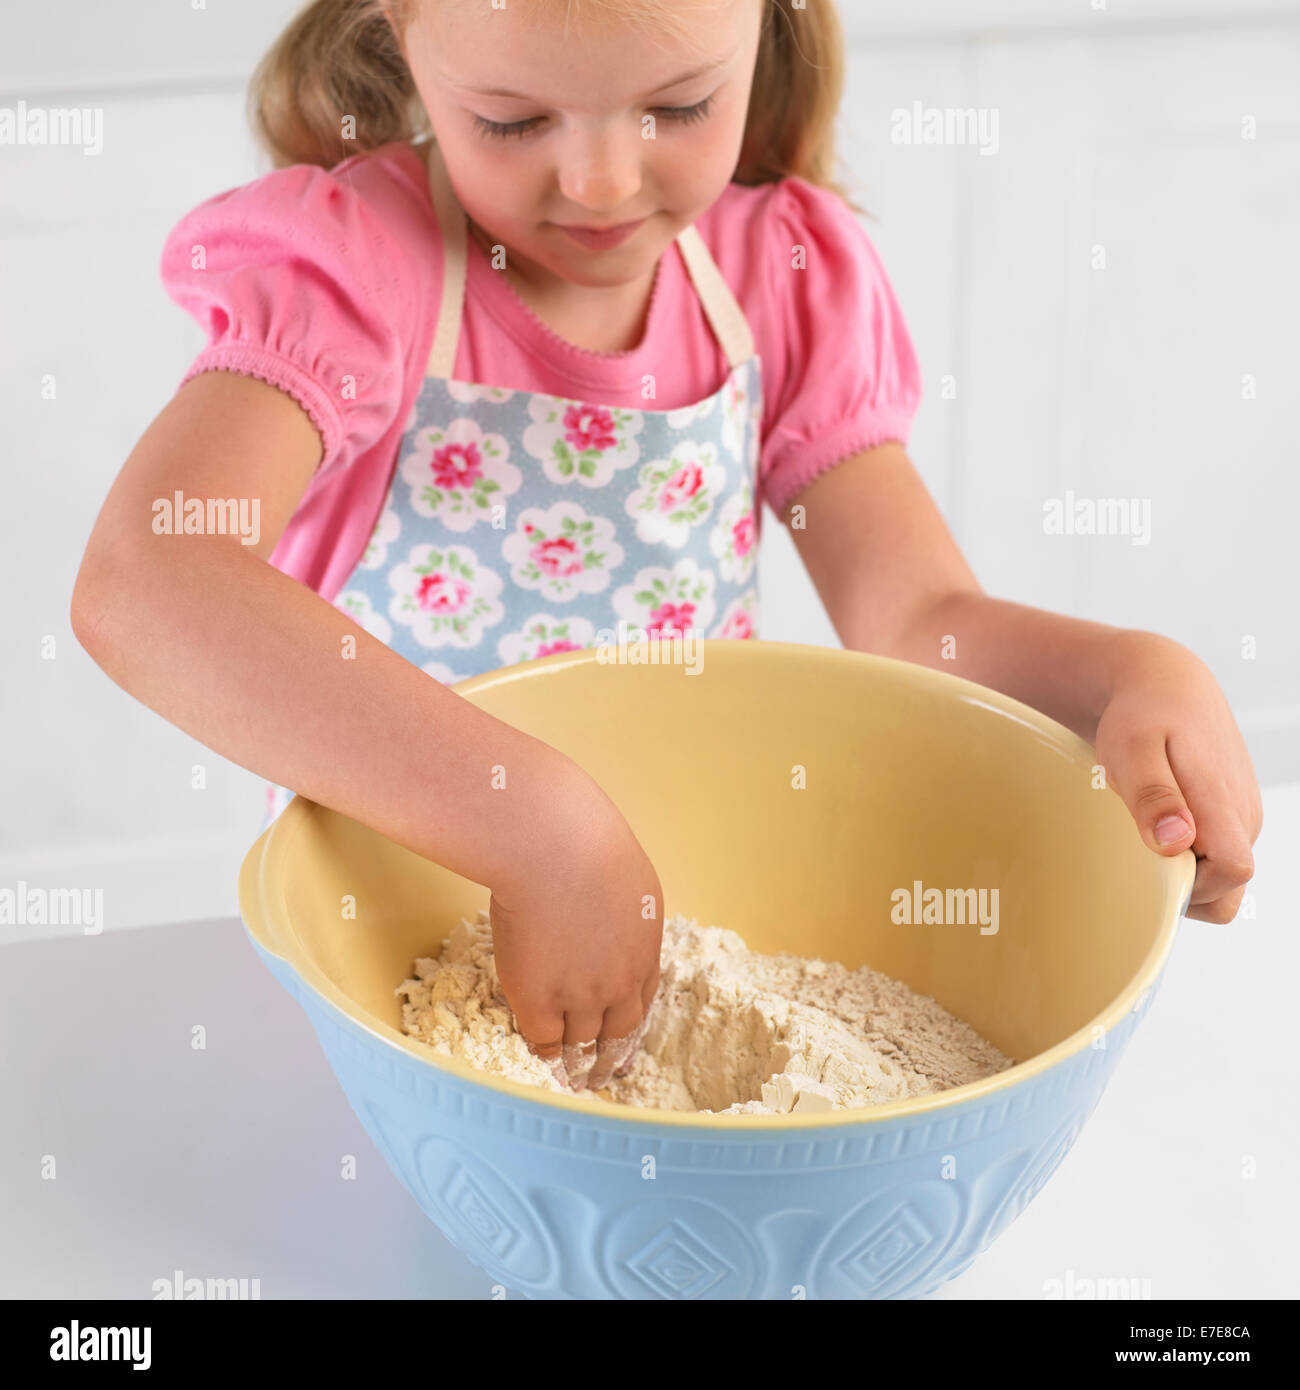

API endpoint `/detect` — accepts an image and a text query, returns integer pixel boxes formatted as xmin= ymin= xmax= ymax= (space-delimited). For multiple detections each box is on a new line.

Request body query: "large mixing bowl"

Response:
xmin=238 ymin=639 xmax=1194 ymax=1299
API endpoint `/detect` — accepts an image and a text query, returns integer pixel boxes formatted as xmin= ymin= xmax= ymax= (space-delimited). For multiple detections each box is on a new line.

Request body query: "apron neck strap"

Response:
xmin=423 ymin=138 xmax=469 ymax=380
xmin=673 ymin=223 xmax=754 ymax=369
xmin=420 ymin=137 xmax=754 ymax=378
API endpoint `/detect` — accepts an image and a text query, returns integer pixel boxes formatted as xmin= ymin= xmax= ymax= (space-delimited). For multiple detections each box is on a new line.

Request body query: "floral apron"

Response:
xmin=262 ymin=138 xmax=763 ymax=827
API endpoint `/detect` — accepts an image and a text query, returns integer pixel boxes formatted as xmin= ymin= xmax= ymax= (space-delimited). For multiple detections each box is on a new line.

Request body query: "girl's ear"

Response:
xmin=381 ymin=4 xmax=408 ymax=68
xmin=379 ymin=3 xmax=399 ymax=46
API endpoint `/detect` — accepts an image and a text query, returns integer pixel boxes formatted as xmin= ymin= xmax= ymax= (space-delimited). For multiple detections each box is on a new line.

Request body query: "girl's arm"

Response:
xmin=785 ymin=442 xmax=1262 ymax=923
xmin=71 ymin=370 xmax=662 ymax=1089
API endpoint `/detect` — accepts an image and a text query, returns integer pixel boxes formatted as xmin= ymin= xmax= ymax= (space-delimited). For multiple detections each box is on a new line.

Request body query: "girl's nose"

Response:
xmin=554 ymin=128 xmax=643 ymax=215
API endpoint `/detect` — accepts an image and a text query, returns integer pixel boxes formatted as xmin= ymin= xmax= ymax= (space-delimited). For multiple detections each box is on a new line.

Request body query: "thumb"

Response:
xmin=1111 ymin=736 xmax=1197 ymax=854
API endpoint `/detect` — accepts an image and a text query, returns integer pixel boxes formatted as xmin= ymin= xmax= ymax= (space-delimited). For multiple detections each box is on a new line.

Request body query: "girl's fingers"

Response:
xmin=1185 ymin=830 xmax=1256 ymax=912
xmin=1186 ymin=883 xmax=1246 ymax=926
xmin=1107 ymin=731 xmax=1196 ymax=854
xmin=561 ymin=1038 xmax=598 ymax=1090
xmin=561 ymin=1007 xmax=605 ymax=1091
xmin=1106 ymin=727 xmax=1252 ymax=920
xmin=587 ymin=993 xmax=649 ymax=1090
xmin=513 ymin=1000 xmax=568 ymax=1083
xmin=610 ymin=1008 xmax=652 ymax=1080
xmin=641 ymin=962 xmax=662 ymax=1015
xmin=1164 ymin=733 xmax=1258 ymax=910
xmin=514 ymin=970 xmax=664 ymax=1093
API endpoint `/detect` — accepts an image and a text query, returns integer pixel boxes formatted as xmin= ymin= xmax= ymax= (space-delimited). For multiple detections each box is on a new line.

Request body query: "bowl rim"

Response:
xmin=239 ymin=639 xmax=1196 ymax=1130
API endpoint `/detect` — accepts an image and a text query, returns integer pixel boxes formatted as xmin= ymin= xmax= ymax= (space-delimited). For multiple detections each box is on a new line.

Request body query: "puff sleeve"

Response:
xmin=757 ymin=177 xmax=923 ymax=519
xmin=159 ymin=159 xmax=413 ymax=480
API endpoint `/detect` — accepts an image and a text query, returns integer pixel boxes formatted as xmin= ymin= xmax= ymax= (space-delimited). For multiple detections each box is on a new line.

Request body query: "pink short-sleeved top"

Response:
xmin=159 ymin=140 xmax=921 ymax=602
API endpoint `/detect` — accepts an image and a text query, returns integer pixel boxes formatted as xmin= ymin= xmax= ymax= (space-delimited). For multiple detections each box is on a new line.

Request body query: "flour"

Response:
xmin=396 ymin=910 xmax=1014 ymax=1115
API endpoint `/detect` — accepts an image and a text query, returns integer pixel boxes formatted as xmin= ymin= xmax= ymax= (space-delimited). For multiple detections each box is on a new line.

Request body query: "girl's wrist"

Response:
xmin=482 ymin=742 xmax=621 ymax=902
xmin=1098 ymin=628 xmax=1205 ymax=711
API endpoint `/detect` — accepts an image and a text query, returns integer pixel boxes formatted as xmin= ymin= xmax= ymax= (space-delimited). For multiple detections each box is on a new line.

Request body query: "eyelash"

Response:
xmin=472 ymin=94 xmax=715 ymax=141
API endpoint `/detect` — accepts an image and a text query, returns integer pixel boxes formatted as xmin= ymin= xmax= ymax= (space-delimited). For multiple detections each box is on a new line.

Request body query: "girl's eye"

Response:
xmin=654 ymin=95 xmax=715 ymax=126
xmin=471 ymin=93 xmax=716 ymax=141
xmin=472 ymin=114 xmax=542 ymax=140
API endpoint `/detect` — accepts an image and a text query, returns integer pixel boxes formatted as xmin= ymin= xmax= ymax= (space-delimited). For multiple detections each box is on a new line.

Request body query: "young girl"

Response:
xmin=71 ymin=0 xmax=1260 ymax=1094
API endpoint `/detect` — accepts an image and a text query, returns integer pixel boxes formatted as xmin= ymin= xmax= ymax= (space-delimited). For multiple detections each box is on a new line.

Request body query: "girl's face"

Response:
xmin=400 ymin=0 xmax=764 ymax=291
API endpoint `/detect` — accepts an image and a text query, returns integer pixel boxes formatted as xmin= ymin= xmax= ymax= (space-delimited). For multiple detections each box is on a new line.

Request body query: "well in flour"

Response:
xmin=395 ymin=910 xmax=1014 ymax=1115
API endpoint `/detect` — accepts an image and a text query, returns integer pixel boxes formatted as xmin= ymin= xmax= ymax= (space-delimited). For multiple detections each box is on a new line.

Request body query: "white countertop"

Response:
xmin=4 ymin=786 xmax=1297 ymax=1300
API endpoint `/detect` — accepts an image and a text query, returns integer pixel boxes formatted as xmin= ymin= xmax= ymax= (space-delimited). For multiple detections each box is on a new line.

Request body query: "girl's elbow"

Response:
xmin=70 ymin=553 xmax=113 ymax=660
xmin=69 ymin=537 xmax=139 ymax=664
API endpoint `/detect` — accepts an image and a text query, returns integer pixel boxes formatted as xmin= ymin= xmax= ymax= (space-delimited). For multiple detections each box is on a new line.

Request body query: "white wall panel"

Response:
xmin=960 ymin=27 xmax=1300 ymax=774
xmin=1 ymin=91 xmax=270 ymax=939
xmin=6 ymin=2 xmax=1298 ymax=94
xmin=759 ymin=41 xmax=970 ymax=649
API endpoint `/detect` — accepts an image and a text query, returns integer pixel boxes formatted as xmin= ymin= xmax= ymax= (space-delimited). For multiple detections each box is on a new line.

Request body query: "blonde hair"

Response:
xmin=250 ymin=0 xmax=860 ymax=210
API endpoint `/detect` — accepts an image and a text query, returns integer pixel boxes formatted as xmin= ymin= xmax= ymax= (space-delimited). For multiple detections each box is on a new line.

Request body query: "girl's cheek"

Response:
xmin=659 ymin=132 xmax=739 ymax=197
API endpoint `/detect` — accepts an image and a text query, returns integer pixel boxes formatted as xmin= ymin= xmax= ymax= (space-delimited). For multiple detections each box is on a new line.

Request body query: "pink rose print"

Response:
xmin=647 ymin=601 xmax=697 ymax=636
xmin=497 ymin=614 xmax=597 ymax=667
xmin=614 ymin=559 xmax=717 ymax=636
xmin=430 ymin=440 xmax=483 ymax=490
xmin=563 ymin=404 xmax=617 ymax=453
xmin=524 ymin=525 xmax=584 ymax=579
xmin=416 ymin=571 xmax=473 ymax=614
xmin=720 ymin=608 xmax=755 ymax=640
xmin=659 ymin=461 xmax=705 ymax=513
xmin=732 ymin=512 xmax=756 ymax=557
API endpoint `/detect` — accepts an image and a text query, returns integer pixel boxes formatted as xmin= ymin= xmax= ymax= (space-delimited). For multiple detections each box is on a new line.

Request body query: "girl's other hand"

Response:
xmin=1094 ymin=632 xmax=1263 ymax=923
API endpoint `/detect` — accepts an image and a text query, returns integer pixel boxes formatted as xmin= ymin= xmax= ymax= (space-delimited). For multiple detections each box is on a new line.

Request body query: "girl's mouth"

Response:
xmin=555 ymin=218 xmax=647 ymax=250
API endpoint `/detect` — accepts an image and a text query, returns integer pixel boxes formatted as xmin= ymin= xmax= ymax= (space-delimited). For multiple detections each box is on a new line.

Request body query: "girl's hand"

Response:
xmin=1094 ymin=633 xmax=1263 ymax=923
xmin=488 ymin=767 xmax=663 ymax=1092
